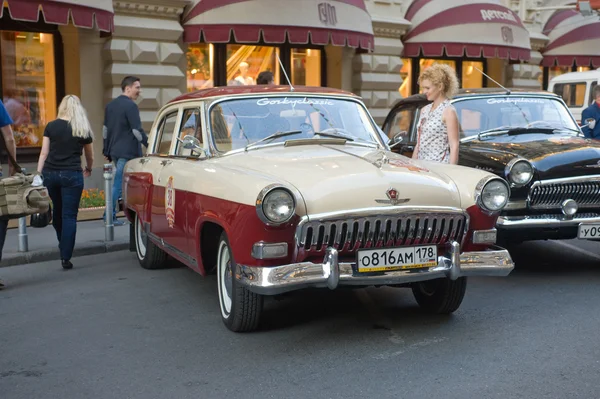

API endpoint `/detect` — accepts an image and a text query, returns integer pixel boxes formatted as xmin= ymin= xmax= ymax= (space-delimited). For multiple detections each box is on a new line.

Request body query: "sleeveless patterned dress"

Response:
xmin=416 ymin=99 xmax=452 ymax=163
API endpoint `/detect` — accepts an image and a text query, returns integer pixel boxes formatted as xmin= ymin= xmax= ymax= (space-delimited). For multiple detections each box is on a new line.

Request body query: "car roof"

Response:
xmin=454 ymin=88 xmax=558 ymax=97
xmin=168 ymin=85 xmax=358 ymax=104
xmin=549 ymin=68 xmax=600 ymax=83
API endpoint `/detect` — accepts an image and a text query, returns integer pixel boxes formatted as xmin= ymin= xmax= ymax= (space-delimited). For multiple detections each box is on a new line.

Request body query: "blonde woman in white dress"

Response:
xmin=412 ymin=64 xmax=460 ymax=164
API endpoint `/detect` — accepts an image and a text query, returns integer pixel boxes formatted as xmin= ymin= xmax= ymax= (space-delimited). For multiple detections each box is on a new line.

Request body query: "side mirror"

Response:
xmin=177 ymin=135 xmax=206 ymax=157
xmin=389 ymin=132 xmax=407 ymax=149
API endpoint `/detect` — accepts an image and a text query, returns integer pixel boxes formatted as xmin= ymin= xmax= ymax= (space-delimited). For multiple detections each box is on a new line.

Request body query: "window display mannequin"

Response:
xmin=234 ymin=62 xmax=256 ymax=85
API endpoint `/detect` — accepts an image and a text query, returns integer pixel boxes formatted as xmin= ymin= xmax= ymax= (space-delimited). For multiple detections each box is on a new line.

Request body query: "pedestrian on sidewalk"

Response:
xmin=256 ymin=71 xmax=274 ymax=85
xmin=36 ymin=95 xmax=94 ymax=270
xmin=102 ymin=76 xmax=148 ymax=226
xmin=0 ymin=99 xmax=18 ymax=288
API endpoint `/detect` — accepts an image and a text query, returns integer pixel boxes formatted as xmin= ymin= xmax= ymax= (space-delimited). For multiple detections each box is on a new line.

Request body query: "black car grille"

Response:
xmin=529 ymin=181 xmax=600 ymax=209
xmin=297 ymin=212 xmax=467 ymax=254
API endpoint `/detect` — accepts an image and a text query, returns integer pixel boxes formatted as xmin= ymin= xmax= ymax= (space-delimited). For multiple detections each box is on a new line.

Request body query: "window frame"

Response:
xmin=152 ymin=109 xmax=180 ymax=156
xmin=174 ymin=107 xmax=203 ymax=158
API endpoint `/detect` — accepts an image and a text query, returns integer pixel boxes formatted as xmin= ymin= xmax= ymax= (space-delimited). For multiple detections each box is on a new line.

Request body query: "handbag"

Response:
xmin=0 ymin=133 xmax=50 ymax=220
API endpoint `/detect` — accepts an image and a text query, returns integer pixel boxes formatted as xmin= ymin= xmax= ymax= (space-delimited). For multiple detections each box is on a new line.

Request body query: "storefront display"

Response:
xmin=399 ymin=58 xmax=484 ymax=97
xmin=1 ymin=30 xmax=57 ymax=149
xmin=186 ymin=43 xmax=214 ymax=91
xmin=226 ymin=45 xmax=279 ymax=86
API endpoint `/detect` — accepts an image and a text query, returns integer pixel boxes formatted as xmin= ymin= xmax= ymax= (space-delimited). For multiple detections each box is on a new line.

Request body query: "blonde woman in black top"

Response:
xmin=36 ymin=95 xmax=94 ymax=270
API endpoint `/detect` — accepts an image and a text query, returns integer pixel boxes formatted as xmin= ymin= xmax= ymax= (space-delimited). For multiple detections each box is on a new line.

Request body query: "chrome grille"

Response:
xmin=297 ymin=212 xmax=467 ymax=254
xmin=529 ymin=181 xmax=600 ymax=209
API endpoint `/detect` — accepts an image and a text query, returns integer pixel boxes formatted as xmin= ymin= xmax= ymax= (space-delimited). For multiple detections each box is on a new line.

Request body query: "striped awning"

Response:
xmin=1 ymin=0 xmax=114 ymax=32
xmin=542 ymin=9 xmax=600 ymax=67
xmin=182 ymin=0 xmax=374 ymax=50
xmin=402 ymin=0 xmax=531 ymax=61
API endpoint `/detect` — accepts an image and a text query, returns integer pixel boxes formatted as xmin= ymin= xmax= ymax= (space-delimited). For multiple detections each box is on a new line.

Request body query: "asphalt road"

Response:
xmin=1 ymin=239 xmax=600 ymax=399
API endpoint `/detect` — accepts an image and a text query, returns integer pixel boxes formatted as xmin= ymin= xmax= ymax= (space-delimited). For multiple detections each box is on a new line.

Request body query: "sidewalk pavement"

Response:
xmin=1 ymin=219 xmax=131 ymax=268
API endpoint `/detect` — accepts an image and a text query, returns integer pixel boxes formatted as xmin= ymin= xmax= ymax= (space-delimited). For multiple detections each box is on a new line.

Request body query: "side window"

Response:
xmin=553 ymin=82 xmax=587 ymax=107
xmin=590 ymin=82 xmax=598 ymax=106
xmin=155 ymin=111 xmax=179 ymax=155
xmin=176 ymin=108 xmax=202 ymax=156
xmin=385 ymin=108 xmax=416 ymax=143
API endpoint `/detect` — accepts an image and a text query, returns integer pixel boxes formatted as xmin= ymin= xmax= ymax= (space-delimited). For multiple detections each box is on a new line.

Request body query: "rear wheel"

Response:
xmin=411 ymin=277 xmax=467 ymax=314
xmin=134 ymin=213 xmax=168 ymax=270
xmin=217 ymin=232 xmax=263 ymax=332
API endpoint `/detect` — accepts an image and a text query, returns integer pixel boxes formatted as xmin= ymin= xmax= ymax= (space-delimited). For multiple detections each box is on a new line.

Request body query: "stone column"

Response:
xmin=354 ymin=0 xmax=411 ymax=124
xmin=104 ymin=0 xmax=188 ymax=132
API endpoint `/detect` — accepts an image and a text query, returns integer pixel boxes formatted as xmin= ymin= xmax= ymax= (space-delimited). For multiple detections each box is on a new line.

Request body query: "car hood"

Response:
xmin=221 ymin=144 xmax=462 ymax=215
xmin=462 ymin=133 xmax=600 ymax=180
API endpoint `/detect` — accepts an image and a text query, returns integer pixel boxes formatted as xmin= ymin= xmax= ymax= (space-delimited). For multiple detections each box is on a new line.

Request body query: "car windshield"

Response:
xmin=209 ymin=96 xmax=380 ymax=152
xmin=452 ymin=96 xmax=580 ymax=139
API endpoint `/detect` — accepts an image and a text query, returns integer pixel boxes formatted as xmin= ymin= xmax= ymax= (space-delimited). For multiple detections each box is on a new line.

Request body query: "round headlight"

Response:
xmin=479 ymin=179 xmax=510 ymax=212
xmin=507 ymin=159 xmax=533 ymax=186
xmin=260 ymin=189 xmax=295 ymax=224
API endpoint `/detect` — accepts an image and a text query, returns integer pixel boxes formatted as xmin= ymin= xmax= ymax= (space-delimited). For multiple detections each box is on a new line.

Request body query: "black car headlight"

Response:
xmin=256 ymin=185 xmax=296 ymax=225
xmin=505 ymin=159 xmax=534 ymax=187
xmin=476 ymin=177 xmax=510 ymax=212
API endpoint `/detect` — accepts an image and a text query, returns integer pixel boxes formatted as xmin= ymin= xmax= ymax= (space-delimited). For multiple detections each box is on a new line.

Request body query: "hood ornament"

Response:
xmin=375 ymin=188 xmax=410 ymax=206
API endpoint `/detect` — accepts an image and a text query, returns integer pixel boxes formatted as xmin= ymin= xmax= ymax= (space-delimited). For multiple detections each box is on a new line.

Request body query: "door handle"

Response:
xmin=138 ymin=158 xmax=149 ymax=164
xmin=160 ymin=159 xmax=173 ymax=166
xmin=402 ymin=145 xmax=415 ymax=152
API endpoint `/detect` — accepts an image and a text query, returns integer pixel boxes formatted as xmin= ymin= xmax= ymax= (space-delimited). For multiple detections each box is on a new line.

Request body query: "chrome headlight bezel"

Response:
xmin=256 ymin=184 xmax=297 ymax=226
xmin=505 ymin=158 xmax=534 ymax=187
xmin=475 ymin=176 xmax=511 ymax=213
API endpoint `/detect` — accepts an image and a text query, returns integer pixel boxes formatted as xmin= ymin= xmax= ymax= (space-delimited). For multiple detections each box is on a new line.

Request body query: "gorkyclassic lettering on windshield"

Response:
xmin=256 ymin=98 xmax=335 ymax=106
xmin=480 ymin=9 xmax=517 ymax=22
xmin=486 ymin=98 xmax=545 ymax=104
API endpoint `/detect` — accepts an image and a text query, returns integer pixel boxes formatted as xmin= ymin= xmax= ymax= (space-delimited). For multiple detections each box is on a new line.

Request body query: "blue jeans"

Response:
xmin=43 ymin=169 xmax=84 ymax=261
xmin=112 ymin=158 xmax=127 ymax=218
xmin=0 ymin=218 xmax=7 ymax=263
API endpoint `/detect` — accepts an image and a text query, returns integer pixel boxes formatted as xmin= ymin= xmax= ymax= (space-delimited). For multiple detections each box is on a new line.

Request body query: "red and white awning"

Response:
xmin=1 ymin=0 xmax=114 ymax=32
xmin=402 ymin=0 xmax=531 ymax=61
xmin=182 ymin=0 xmax=374 ymax=50
xmin=542 ymin=9 xmax=600 ymax=67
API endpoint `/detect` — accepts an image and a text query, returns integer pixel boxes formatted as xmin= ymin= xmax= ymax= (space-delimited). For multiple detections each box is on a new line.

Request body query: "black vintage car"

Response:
xmin=382 ymin=88 xmax=600 ymax=244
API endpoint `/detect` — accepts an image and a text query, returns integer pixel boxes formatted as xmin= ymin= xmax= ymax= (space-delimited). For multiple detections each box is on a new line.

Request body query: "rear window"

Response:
xmin=552 ymin=82 xmax=587 ymax=107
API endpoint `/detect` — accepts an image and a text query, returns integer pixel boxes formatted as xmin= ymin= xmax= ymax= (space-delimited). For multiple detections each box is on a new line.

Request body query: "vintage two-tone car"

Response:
xmin=383 ymin=88 xmax=600 ymax=245
xmin=122 ymin=85 xmax=514 ymax=332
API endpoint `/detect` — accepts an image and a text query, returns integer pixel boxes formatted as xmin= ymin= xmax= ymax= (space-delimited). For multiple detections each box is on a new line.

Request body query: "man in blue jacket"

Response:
xmin=582 ymin=85 xmax=600 ymax=140
xmin=103 ymin=76 xmax=148 ymax=225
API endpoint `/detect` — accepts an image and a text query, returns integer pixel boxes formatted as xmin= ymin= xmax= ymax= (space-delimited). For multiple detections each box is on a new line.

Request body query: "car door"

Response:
xmin=148 ymin=108 xmax=186 ymax=253
xmin=382 ymin=94 xmax=430 ymax=157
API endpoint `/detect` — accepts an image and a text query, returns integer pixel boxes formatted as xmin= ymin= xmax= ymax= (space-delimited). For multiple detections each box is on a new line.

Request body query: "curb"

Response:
xmin=0 ymin=241 xmax=130 ymax=268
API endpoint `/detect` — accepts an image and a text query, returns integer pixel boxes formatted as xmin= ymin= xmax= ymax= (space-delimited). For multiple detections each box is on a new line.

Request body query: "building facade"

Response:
xmin=0 ymin=0 xmax=597 ymax=187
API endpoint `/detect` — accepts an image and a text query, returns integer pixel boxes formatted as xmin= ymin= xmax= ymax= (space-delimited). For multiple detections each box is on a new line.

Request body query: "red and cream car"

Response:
xmin=123 ymin=86 xmax=514 ymax=332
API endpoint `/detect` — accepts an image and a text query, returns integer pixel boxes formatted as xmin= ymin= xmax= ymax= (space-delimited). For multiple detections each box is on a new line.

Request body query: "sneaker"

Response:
xmin=0 ymin=278 xmax=4 ymax=289
xmin=113 ymin=219 xmax=125 ymax=226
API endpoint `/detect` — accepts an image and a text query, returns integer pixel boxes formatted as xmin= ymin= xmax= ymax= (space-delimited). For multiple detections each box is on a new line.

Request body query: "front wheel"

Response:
xmin=411 ymin=277 xmax=467 ymax=314
xmin=134 ymin=213 xmax=168 ymax=270
xmin=217 ymin=232 xmax=263 ymax=332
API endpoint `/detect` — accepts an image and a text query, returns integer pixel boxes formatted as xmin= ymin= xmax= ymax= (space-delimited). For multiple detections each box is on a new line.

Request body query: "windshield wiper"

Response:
xmin=313 ymin=131 xmax=355 ymax=141
xmin=476 ymin=126 xmax=518 ymax=140
xmin=244 ymin=130 xmax=303 ymax=151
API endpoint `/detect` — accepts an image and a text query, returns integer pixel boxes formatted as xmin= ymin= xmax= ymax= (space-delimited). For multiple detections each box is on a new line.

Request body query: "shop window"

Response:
xmin=1 ymin=31 xmax=56 ymax=149
xmin=462 ymin=61 xmax=484 ymax=89
xmin=226 ymin=45 xmax=280 ymax=86
xmin=399 ymin=58 xmax=412 ymax=98
xmin=186 ymin=44 xmax=214 ymax=92
xmin=291 ymin=48 xmax=321 ymax=86
xmin=419 ymin=59 xmax=456 ymax=72
xmin=548 ymin=66 xmax=571 ymax=82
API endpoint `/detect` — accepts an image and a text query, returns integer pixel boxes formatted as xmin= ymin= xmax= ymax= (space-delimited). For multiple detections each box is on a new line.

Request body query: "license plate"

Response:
xmin=357 ymin=245 xmax=437 ymax=272
xmin=578 ymin=223 xmax=600 ymax=239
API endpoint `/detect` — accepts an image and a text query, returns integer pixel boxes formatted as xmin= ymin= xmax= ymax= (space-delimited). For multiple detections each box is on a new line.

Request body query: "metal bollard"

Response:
xmin=103 ymin=163 xmax=114 ymax=242
xmin=18 ymin=167 xmax=28 ymax=252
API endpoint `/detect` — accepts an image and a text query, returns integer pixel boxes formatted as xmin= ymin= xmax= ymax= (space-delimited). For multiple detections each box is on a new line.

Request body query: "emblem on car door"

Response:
xmin=375 ymin=188 xmax=410 ymax=205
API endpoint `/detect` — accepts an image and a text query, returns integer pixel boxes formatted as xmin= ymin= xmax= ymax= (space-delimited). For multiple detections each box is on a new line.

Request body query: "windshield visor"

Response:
xmin=453 ymin=97 xmax=579 ymax=139
xmin=209 ymin=96 xmax=380 ymax=152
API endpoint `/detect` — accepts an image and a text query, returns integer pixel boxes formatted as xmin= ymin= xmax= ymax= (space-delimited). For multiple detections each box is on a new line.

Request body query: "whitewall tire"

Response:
xmin=134 ymin=213 xmax=167 ymax=270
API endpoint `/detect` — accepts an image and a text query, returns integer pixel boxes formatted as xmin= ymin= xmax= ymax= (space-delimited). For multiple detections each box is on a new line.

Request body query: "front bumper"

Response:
xmin=235 ymin=242 xmax=514 ymax=295
xmin=497 ymin=213 xmax=600 ymax=229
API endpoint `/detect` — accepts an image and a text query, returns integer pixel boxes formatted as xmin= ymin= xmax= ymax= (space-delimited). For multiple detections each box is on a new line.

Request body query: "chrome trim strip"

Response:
xmin=528 ymin=175 xmax=600 ymax=210
xmin=497 ymin=214 xmax=600 ymax=229
xmin=531 ymin=175 xmax=600 ymax=186
xmin=147 ymin=231 xmax=198 ymax=266
xmin=504 ymin=200 xmax=527 ymax=210
xmin=236 ymin=242 xmax=514 ymax=295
